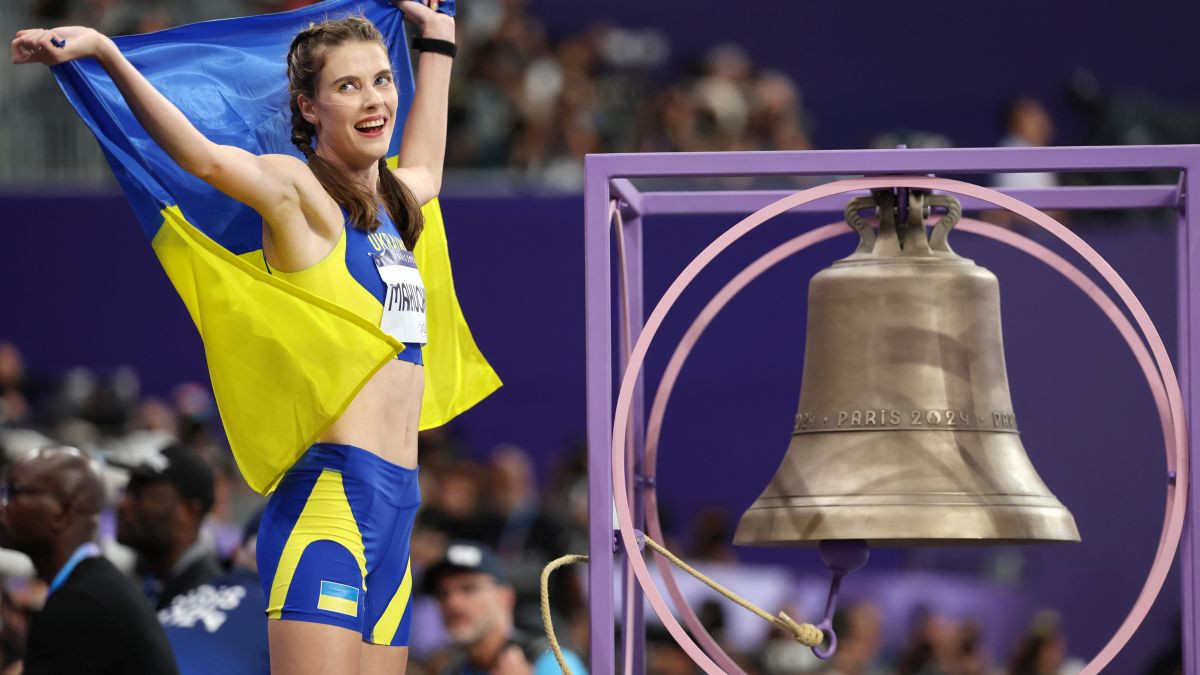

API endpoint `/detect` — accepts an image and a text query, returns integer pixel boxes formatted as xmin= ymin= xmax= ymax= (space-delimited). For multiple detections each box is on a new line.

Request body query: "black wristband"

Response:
xmin=412 ymin=37 xmax=457 ymax=58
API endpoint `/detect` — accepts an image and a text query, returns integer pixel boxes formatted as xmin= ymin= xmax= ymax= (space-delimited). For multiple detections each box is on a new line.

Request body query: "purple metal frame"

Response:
xmin=584 ymin=145 xmax=1200 ymax=675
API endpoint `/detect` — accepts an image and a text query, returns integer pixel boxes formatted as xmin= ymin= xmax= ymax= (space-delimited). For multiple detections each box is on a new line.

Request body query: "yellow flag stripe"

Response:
xmin=317 ymin=595 xmax=359 ymax=617
xmin=156 ymin=206 xmax=404 ymax=344
xmin=151 ymin=181 xmax=501 ymax=494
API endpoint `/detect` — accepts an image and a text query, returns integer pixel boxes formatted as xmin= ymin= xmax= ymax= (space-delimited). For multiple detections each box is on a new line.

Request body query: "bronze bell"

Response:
xmin=735 ymin=190 xmax=1080 ymax=546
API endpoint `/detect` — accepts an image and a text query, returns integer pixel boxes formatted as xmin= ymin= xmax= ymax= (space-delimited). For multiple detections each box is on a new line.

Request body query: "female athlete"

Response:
xmin=13 ymin=2 xmax=455 ymax=672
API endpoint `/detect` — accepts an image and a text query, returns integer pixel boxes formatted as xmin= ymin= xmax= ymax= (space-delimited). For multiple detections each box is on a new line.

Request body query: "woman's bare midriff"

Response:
xmin=318 ymin=358 xmax=423 ymax=468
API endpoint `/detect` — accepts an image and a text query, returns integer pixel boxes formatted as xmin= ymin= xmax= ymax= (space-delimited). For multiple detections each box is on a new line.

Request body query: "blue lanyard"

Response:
xmin=48 ymin=542 xmax=101 ymax=596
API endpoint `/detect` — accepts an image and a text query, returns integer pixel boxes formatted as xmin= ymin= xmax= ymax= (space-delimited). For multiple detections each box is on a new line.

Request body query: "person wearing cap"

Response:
xmin=423 ymin=541 xmax=587 ymax=675
xmin=115 ymin=442 xmax=222 ymax=610
xmin=0 ymin=446 xmax=178 ymax=674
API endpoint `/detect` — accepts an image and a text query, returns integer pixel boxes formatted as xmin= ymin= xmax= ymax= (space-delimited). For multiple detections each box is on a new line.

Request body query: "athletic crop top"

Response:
xmin=264 ymin=207 xmax=424 ymax=365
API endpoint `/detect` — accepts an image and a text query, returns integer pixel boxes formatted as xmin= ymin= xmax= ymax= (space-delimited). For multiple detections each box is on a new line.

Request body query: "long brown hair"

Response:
xmin=288 ymin=17 xmax=423 ymax=249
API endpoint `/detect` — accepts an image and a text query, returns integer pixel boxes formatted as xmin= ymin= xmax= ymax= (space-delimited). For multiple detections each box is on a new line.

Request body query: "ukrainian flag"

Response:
xmin=50 ymin=0 xmax=500 ymax=494
xmin=317 ymin=581 xmax=361 ymax=617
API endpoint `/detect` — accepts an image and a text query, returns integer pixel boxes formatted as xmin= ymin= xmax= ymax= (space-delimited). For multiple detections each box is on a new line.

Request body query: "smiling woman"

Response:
xmin=281 ymin=17 xmax=425 ymax=269
xmin=10 ymin=2 xmax=483 ymax=674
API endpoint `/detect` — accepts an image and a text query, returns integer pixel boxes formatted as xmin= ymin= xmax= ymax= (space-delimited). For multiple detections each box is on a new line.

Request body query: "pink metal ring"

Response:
xmin=610 ymin=177 xmax=1187 ymax=675
xmin=639 ymin=218 xmax=1180 ymax=673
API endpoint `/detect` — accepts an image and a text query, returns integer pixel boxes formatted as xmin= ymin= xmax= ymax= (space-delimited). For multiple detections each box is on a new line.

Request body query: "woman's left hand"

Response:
xmin=395 ymin=0 xmax=455 ymax=42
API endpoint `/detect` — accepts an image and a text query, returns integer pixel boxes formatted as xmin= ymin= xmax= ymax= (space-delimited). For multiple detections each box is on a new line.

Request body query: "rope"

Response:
xmin=541 ymin=554 xmax=590 ymax=674
xmin=639 ymin=537 xmax=824 ymax=648
xmin=540 ymin=538 xmax=824 ymax=674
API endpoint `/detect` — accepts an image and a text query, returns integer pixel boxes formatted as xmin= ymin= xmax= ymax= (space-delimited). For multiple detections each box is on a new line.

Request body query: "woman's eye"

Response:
xmin=338 ymin=81 xmax=357 ymax=91
xmin=375 ymin=75 xmax=393 ymax=86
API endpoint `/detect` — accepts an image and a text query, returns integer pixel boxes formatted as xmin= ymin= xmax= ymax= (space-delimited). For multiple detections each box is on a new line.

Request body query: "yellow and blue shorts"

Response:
xmin=257 ymin=442 xmax=419 ymax=645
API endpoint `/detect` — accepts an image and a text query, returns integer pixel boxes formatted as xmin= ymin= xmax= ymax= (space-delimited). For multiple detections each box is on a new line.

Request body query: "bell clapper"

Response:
xmin=810 ymin=539 xmax=871 ymax=659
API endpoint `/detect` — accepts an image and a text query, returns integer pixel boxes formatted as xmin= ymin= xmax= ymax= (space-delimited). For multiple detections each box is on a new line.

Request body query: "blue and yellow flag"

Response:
xmin=51 ymin=0 xmax=500 ymax=494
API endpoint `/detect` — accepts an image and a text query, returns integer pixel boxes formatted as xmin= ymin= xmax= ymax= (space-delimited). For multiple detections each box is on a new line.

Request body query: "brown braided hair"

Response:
xmin=288 ymin=17 xmax=423 ymax=249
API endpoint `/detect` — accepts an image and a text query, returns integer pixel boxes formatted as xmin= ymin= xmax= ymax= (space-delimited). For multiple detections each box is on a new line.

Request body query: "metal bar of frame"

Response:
xmin=584 ymin=159 xmax=614 ymax=675
xmin=637 ymin=185 xmax=1181 ymax=216
xmin=588 ymin=145 xmax=1199 ymax=178
xmin=1182 ymin=157 xmax=1198 ymax=675
xmin=584 ymin=145 xmax=1198 ymax=675
xmin=617 ymin=209 xmax=647 ymax=675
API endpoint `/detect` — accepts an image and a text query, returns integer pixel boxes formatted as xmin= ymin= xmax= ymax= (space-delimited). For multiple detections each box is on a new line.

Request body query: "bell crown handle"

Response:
xmin=844 ymin=195 xmax=878 ymax=254
xmin=844 ymin=190 xmax=963 ymax=257
xmin=903 ymin=192 xmax=934 ymax=255
xmin=926 ymin=193 xmax=962 ymax=254
xmin=845 ymin=189 xmax=903 ymax=256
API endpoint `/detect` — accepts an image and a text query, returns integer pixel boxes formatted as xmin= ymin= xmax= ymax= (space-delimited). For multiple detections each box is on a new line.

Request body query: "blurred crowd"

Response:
xmin=20 ymin=0 xmax=813 ymax=193
xmin=0 ymin=338 xmax=1186 ymax=674
xmin=0 ymin=338 xmax=595 ymax=673
xmin=645 ymin=604 xmax=1086 ymax=675
xmin=16 ymin=0 xmax=1200 ymax=193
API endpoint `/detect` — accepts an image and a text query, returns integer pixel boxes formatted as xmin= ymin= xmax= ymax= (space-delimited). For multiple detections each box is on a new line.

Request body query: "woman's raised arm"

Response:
xmin=10 ymin=26 xmax=309 ymax=224
xmin=390 ymin=1 xmax=454 ymax=206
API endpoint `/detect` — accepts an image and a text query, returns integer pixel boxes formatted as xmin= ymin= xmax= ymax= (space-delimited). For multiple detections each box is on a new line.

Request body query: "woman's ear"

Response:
xmin=297 ymin=93 xmax=320 ymax=127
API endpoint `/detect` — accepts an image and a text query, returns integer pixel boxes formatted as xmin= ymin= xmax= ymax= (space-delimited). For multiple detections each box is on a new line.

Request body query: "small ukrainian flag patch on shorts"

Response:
xmin=317 ymin=581 xmax=360 ymax=617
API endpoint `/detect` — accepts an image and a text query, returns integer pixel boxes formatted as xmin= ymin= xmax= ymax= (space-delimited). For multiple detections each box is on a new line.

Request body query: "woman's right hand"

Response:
xmin=11 ymin=26 xmax=111 ymax=66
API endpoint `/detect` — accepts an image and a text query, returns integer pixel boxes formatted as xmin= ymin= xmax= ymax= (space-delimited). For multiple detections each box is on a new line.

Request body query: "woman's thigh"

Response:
xmin=269 ymin=620 xmax=362 ymax=674
xmin=360 ymin=643 xmax=408 ymax=675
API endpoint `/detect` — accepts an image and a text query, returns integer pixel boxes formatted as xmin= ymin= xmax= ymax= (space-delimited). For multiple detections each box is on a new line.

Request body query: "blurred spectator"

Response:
xmin=0 ymin=446 xmax=178 ymax=674
xmin=687 ymin=505 xmax=737 ymax=563
xmin=486 ymin=444 xmax=574 ymax=630
xmin=636 ymin=85 xmax=705 ymax=153
xmin=1069 ymin=68 xmax=1200 ymax=151
xmin=994 ymin=96 xmax=1058 ymax=190
xmin=419 ymin=461 xmax=502 ymax=544
xmin=646 ymin=626 xmax=698 ymax=675
xmin=422 ymin=541 xmax=587 ymax=675
xmin=824 ymin=601 xmax=885 ymax=675
xmin=0 ymin=587 xmax=29 ymax=675
xmin=758 ymin=602 xmax=820 ymax=674
xmin=114 ymin=442 xmax=221 ymax=610
xmin=896 ymin=607 xmax=958 ymax=675
xmin=694 ymin=43 xmax=753 ymax=151
xmin=951 ymin=619 xmax=990 ymax=675
xmin=1064 ymin=69 xmax=1200 ymax=193
xmin=130 ymin=396 xmax=180 ymax=437
xmin=747 ymin=70 xmax=813 ymax=152
xmin=0 ymin=343 xmax=29 ymax=428
xmin=1007 ymin=610 xmax=1083 ymax=675
xmin=159 ymin=509 xmax=269 ymax=675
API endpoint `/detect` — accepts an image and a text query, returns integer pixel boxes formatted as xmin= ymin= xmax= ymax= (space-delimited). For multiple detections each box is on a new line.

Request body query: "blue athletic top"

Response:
xmin=263 ymin=207 xmax=424 ymax=365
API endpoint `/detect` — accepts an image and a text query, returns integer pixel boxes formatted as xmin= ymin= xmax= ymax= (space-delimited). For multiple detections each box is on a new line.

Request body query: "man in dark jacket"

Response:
xmin=0 ymin=446 xmax=178 ymax=674
xmin=115 ymin=442 xmax=222 ymax=610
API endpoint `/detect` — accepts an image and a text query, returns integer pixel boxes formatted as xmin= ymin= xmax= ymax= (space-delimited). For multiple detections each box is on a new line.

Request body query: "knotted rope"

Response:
xmin=540 ymin=536 xmax=823 ymax=674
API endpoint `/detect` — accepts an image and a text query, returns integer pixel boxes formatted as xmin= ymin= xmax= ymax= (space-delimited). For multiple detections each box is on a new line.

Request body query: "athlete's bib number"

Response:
xmin=372 ymin=249 xmax=427 ymax=344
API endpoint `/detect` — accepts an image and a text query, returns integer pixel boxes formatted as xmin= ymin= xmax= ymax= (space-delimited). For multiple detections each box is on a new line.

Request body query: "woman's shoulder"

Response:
xmin=255 ymin=153 xmax=340 ymax=237
xmin=259 ymin=153 xmax=313 ymax=179
xmin=255 ymin=153 xmax=327 ymax=201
